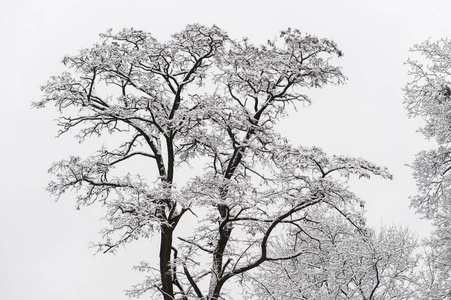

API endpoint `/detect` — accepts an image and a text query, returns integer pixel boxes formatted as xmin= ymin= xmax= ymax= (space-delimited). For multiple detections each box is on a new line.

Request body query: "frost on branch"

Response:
xmin=36 ymin=24 xmax=394 ymax=300
xmin=47 ymin=155 xmax=178 ymax=253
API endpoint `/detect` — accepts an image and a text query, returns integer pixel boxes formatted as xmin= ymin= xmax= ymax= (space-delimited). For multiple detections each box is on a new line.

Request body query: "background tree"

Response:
xmin=405 ymin=38 xmax=451 ymax=298
xmin=244 ymin=215 xmax=419 ymax=300
xmin=35 ymin=24 xmax=392 ymax=299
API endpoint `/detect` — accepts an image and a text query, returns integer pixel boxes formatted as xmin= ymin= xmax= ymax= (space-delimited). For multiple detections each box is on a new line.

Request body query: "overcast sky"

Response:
xmin=1 ymin=0 xmax=449 ymax=299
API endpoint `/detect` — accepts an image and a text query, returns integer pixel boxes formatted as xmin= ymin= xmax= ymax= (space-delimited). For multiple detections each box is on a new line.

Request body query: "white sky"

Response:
xmin=0 ymin=0 xmax=448 ymax=299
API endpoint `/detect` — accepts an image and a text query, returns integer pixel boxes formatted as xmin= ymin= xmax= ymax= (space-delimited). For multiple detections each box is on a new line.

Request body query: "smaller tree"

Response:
xmin=243 ymin=213 xmax=419 ymax=300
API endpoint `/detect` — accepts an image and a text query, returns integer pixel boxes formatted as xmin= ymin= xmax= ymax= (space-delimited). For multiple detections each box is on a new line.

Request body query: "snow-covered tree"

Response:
xmin=245 ymin=215 xmax=419 ymax=300
xmin=35 ymin=24 xmax=392 ymax=299
xmin=405 ymin=38 xmax=451 ymax=298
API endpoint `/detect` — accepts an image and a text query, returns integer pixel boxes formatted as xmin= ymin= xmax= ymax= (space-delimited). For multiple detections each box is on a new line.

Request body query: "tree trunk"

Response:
xmin=207 ymin=201 xmax=232 ymax=300
xmin=160 ymin=224 xmax=174 ymax=300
